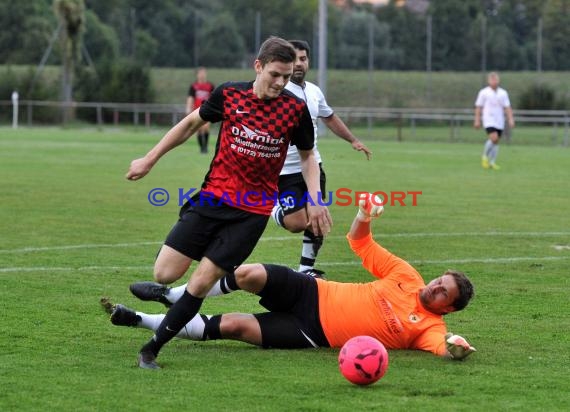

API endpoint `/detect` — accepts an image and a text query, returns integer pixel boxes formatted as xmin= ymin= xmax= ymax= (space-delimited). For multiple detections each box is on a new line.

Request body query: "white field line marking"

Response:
xmin=1 ymin=256 xmax=568 ymax=273
xmin=2 ymin=232 xmax=569 ymax=254
xmin=552 ymin=245 xmax=570 ymax=251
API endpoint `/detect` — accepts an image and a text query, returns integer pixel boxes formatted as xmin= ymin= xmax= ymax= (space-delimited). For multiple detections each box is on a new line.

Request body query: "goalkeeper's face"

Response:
xmin=419 ymin=275 xmax=459 ymax=315
xmin=291 ymin=49 xmax=309 ymax=85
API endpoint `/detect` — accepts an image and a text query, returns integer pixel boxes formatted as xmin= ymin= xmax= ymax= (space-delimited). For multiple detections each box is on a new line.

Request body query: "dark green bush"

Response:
xmin=518 ymin=82 xmax=557 ymax=110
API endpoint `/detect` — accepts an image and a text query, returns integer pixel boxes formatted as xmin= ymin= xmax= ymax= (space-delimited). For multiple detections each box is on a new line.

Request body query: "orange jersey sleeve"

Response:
xmin=346 ymin=233 xmax=416 ymax=279
xmin=410 ymin=325 xmax=448 ymax=356
xmin=316 ymin=233 xmax=448 ymax=355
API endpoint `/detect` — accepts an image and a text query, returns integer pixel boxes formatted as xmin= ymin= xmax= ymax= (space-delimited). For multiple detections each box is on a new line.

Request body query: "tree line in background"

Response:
xmin=1 ymin=0 xmax=569 ymax=70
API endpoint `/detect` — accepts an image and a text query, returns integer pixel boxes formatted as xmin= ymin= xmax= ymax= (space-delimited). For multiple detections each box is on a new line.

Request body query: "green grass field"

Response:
xmin=1 ymin=127 xmax=569 ymax=411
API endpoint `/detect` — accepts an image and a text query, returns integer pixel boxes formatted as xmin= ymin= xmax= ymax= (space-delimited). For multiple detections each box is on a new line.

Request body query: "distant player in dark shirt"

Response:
xmin=125 ymin=36 xmax=332 ymax=369
xmin=186 ymin=67 xmax=215 ymax=153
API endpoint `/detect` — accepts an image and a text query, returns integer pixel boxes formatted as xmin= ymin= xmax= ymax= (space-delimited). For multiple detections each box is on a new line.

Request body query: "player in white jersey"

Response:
xmin=474 ymin=72 xmax=515 ymax=170
xmin=271 ymin=40 xmax=372 ymax=278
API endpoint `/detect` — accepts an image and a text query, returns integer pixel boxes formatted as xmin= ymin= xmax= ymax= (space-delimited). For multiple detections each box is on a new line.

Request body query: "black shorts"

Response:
xmin=485 ymin=127 xmax=503 ymax=137
xmin=254 ymin=264 xmax=330 ymax=349
xmin=277 ymin=164 xmax=327 ymax=216
xmin=164 ymin=195 xmax=269 ymax=273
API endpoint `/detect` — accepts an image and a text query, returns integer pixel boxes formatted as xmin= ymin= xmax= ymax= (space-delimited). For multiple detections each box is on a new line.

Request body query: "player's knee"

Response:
xmin=283 ymin=213 xmax=307 ymax=233
xmin=234 ymin=264 xmax=266 ymax=289
xmin=219 ymin=316 xmax=249 ymax=339
xmin=153 ymin=269 xmax=183 ymax=284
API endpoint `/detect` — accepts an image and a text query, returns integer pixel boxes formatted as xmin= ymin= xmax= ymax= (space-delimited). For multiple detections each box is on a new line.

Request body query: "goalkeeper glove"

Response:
xmin=356 ymin=193 xmax=384 ymax=222
xmin=445 ymin=333 xmax=476 ymax=360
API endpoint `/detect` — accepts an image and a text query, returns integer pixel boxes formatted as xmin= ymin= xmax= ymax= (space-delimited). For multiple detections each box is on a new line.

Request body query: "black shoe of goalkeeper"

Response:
xmin=129 ymin=281 xmax=172 ymax=307
xmin=110 ymin=304 xmax=141 ymax=327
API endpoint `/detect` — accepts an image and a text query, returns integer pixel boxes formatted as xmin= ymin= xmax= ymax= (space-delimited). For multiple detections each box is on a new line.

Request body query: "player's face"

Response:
xmin=488 ymin=74 xmax=499 ymax=89
xmin=254 ymin=60 xmax=293 ymax=99
xmin=419 ymin=274 xmax=459 ymax=315
xmin=197 ymin=69 xmax=207 ymax=83
xmin=291 ymin=49 xmax=309 ymax=85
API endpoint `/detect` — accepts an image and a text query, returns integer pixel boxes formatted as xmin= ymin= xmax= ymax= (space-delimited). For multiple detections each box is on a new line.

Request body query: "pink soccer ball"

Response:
xmin=338 ymin=336 xmax=389 ymax=385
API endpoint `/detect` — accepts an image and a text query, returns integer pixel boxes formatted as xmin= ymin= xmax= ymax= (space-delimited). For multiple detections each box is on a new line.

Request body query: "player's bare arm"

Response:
xmin=126 ymin=109 xmax=207 ymax=181
xmin=322 ymin=114 xmax=372 ymax=160
xmin=474 ymin=106 xmax=482 ymax=128
xmin=506 ymin=107 xmax=515 ymax=128
xmin=298 ymin=148 xmax=332 ymax=236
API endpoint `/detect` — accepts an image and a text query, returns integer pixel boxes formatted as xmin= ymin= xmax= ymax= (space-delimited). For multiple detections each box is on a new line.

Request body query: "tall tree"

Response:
xmin=429 ymin=0 xmax=480 ymax=70
xmin=54 ymin=0 xmax=85 ymax=122
xmin=333 ymin=10 xmax=393 ymax=70
xmin=0 ymin=0 xmax=54 ymax=64
xmin=542 ymin=0 xmax=570 ymax=69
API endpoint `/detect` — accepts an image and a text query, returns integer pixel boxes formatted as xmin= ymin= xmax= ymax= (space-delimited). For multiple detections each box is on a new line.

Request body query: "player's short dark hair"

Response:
xmin=445 ymin=270 xmax=474 ymax=311
xmin=257 ymin=36 xmax=296 ymax=66
xmin=288 ymin=40 xmax=311 ymax=58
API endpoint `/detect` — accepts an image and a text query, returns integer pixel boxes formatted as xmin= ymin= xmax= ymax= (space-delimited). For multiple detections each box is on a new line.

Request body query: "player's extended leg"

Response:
xmin=136 ymin=263 xmax=295 ymax=304
xmin=107 ymin=303 xmax=262 ymax=345
xmin=108 ymin=303 xmax=211 ymax=340
xmin=129 ymin=264 xmax=259 ymax=305
xmin=138 ymin=257 xmax=226 ymax=369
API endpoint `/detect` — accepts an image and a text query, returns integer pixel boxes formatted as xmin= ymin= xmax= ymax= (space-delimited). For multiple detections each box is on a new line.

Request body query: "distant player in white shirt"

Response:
xmin=474 ymin=72 xmax=515 ymax=170
xmin=271 ymin=40 xmax=372 ymax=278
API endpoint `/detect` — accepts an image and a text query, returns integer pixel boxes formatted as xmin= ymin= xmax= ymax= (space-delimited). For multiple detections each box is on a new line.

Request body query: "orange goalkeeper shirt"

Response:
xmin=316 ymin=233 xmax=447 ymax=355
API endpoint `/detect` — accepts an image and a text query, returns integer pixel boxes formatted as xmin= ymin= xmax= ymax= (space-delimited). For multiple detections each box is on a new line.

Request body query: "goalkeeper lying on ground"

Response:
xmin=104 ymin=193 xmax=476 ymax=368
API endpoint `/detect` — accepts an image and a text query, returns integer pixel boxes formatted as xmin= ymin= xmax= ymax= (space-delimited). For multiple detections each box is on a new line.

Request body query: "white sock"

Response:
xmin=271 ymin=204 xmax=285 ymax=228
xmin=483 ymin=139 xmax=493 ymax=157
xmin=137 ymin=312 xmax=165 ymax=331
xmin=165 ymin=285 xmax=186 ymax=304
xmin=489 ymin=144 xmax=499 ymax=165
xmin=136 ymin=312 xmax=210 ymax=340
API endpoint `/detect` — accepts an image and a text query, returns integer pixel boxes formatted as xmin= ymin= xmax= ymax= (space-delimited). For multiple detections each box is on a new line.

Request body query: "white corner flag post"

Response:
xmin=11 ymin=90 xmax=19 ymax=129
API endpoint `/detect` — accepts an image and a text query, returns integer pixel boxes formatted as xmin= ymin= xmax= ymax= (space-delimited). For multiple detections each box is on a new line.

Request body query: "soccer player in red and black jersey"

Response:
xmin=125 ymin=36 xmax=332 ymax=369
xmin=186 ymin=67 xmax=215 ymax=154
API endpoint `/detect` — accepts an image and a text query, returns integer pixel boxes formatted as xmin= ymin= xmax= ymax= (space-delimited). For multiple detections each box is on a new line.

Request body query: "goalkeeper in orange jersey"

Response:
xmin=107 ymin=193 xmax=475 ymax=366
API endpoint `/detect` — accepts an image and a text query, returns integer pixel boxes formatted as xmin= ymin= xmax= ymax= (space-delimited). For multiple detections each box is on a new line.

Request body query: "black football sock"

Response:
xmin=197 ymin=132 xmax=205 ymax=152
xmin=203 ymin=131 xmax=209 ymax=151
xmin=221 ymin=272 xmax=239 ymax=293
xmin=140 ymin=290 xmax=204 ymax=356
xmin=204 ymin=314 xmax=223 ymax=340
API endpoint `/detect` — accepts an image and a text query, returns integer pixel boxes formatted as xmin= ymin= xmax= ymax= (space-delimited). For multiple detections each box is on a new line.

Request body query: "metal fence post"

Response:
xmin=96 ymin=105 xmax=103 ymax=127
xmin=564 ymin=112 xmax=569 ymax=147
xmin=11 ymin=91 xmax=19 ymax=129
xmin=27 ymin=101 xmax=33 ymax=126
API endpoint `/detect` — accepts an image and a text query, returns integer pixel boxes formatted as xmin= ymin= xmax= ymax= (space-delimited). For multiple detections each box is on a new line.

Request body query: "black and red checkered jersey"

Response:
xmin=188 ymin=81 xmax=215 ymax=110
xmin=198 ymin=81 xmax=314 ymax=215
